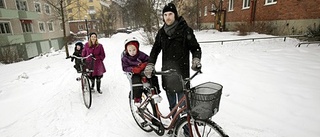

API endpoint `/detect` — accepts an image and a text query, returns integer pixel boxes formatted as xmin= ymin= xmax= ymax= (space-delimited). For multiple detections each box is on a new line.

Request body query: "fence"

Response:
xmin=198 ymin=35 xmax=305 ymax=45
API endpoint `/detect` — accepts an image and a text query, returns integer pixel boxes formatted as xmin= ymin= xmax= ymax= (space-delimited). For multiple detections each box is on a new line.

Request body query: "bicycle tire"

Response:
xmin=128 ymin=91 xmax=153 ymax=132
xmin=174 ymin=117 xmax=228 ymax=137
xmin=82 ymin=75 xmax=92 ymax=109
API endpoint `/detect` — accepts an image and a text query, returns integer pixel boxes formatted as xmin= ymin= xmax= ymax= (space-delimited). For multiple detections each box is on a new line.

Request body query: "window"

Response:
xmin=228 ymin=0 xmax=234 ymax=11
xmin=47 ymin=22 xmax=53 ymax=31
xmin=44 ymin=4 xmax=51 ymax=14
xmin=59 ymin=22 xmax=63 ymax=31
xmin=0 ymin=0 xmax=5 ymax=8
xmin=90 ymin=14 xmax=96 ymax=19
xmin=211 ymin=4 xmax=216 ymax=15
xmin=16 ymin=0 xmax=27 ymax=11
xmin=204 ymin=6 xmax=207 ymax=16
xmin=21 ymin=22 xmax=32 ymax=33
xmin=0 ymin=22 xmax=12 ymax=34
xmin=243 ymin=0 xmax=250 ymax=9
xmin=35 ymin=3 xmax=41 ymax=13
xmin=265 ymin=0 xmax=277 ymax=4
xmin=78 ymin=24 xmax=84 ymax=30
xmin=39 ymin=22 xmax=45 ymax=32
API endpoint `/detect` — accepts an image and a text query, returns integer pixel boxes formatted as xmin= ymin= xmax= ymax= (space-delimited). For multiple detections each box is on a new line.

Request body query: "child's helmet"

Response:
xmin=124 ymin=37 xmax=139 ymax=51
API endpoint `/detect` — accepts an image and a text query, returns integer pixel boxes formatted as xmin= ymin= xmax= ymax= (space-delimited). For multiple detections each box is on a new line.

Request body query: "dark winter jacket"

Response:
xmin=148 ymin=16 xmax=202 ymax=79
xmin=82 ymin=42 xmax=106 ymax=76
xmin=72 ymin=46 xmax=83 ymax=64
xmin=121 ymin=50 xmax=149 ymax=72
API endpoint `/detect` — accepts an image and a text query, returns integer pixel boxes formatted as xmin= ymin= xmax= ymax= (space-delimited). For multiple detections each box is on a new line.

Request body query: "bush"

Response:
xmin=0 ymin=46 xmax=21 ymax=64
xmin=307 ymin=24 xmax=320 ymax=40
xmin=234 ymin=22 xmax=275 ymax=36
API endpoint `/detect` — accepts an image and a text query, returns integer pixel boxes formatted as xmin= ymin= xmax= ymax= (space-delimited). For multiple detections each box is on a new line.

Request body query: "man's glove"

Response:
xmin=144 ymin=63 xmax=155 ymax=78
xmin=191 ymin=58 xmax=201 ymax=71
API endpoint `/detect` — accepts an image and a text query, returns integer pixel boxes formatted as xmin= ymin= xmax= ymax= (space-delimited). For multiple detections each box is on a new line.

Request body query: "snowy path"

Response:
xmin=0 ymin=31 xmax=320 ymax=137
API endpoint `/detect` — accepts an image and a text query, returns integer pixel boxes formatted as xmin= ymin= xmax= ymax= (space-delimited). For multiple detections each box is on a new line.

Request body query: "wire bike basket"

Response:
xmin=189 ymin=82 xmax=223 ymax=120
xmin=81 ymin=59 xmax=95 ymax=73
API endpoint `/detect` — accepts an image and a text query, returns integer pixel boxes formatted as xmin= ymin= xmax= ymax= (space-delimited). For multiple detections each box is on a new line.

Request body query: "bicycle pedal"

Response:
xmin=141 ymin=121 xmax=151 ymax=127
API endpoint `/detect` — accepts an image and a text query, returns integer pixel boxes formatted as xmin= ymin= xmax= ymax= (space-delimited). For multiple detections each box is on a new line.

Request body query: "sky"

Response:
xmin=0 ymin=29 xmax=319 ymax=137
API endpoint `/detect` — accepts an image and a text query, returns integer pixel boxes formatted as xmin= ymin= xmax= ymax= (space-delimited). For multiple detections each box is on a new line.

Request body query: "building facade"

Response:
xmin=196 ymin=0 xmax=320 ymax=35
xmin=67 ymin=0 xmax=113 ymax=36
xmin=0 ymin=0 xmax=70 ymax=63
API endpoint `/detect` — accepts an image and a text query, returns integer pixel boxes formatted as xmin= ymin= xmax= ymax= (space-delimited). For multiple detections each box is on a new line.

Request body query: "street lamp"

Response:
xmin=84 ymin=15 xmax=89 ymax=40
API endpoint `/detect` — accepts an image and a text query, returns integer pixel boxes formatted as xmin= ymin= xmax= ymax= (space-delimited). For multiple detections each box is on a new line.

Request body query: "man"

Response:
xmin=144 ymin=2 xmax=202 ymax=121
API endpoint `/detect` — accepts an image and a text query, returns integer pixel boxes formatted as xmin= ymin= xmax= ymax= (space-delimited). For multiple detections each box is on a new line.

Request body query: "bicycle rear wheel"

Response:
xmin=174 ymin=117 xmax=228 ymax=137
xmin=81 ymin=75 xmax=92 ymax=109
xmin=129 ymin=91 xmax=153 ymax=132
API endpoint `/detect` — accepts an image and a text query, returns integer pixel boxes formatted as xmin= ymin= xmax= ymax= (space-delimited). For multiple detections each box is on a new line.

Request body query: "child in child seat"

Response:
xmin=121 ymin=37 xmax=160 ymax=106
xmin=71 ymin=42 xmax=84 ymax=73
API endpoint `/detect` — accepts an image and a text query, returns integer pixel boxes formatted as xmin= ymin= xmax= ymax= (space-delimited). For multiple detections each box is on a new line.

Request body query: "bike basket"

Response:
xmin=82 ymin=59 xmax=94 ymax=72
xmin=189 ymin=82 xmax=222 ymax=120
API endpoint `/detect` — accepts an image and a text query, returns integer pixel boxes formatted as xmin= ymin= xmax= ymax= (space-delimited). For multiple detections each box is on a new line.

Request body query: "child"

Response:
xmin=71 ymin=42 xmax=84 ymax=73
xmin=121 ymin=37 xmax=149 ymax=106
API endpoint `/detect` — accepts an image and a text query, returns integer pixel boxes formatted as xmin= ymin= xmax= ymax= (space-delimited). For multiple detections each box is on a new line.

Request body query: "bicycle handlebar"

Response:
xmin=154 ymin=69 xmax=202 ymax=82
xmin=67 ymin=54 xmax=96 ymax=60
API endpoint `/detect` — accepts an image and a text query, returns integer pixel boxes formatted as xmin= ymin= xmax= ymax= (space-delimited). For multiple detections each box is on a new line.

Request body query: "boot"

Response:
xmin=96 ymin=78 xmax=102 ymax=94
xmin=90 ymin=78 xmax=95 ymax=92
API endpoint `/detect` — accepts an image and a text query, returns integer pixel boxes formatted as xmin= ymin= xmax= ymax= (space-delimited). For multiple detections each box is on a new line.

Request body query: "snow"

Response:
xmin=0 ymin=29 xmax=320 ymax=137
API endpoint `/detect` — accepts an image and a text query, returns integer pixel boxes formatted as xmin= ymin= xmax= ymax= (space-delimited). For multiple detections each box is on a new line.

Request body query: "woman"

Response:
xmin=82 ymin=32 xmax=106 ymax=94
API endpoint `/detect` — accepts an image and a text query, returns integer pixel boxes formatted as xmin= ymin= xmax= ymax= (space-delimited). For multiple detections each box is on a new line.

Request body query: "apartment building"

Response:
xmin=0 ymin=0 xmax=70 ymax=62
xmin=196 ymin=0 xmax=320 ymax=35
xmin=67 ymin=0 xmax=112 ymax=36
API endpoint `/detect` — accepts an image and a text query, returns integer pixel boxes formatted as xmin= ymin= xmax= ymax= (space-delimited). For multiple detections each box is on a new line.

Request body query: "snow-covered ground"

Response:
xmin=0 ymin=29 xmax=319 ymax=137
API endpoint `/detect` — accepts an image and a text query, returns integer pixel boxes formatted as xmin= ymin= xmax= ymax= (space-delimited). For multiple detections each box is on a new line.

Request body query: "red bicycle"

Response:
xmin=128 ymin=69 xmax=228 ymax=137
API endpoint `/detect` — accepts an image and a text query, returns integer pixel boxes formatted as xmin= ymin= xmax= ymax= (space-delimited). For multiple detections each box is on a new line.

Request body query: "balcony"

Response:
xmin=23 ymin=33 xmax=42 ymax=42
xmin=0 ymin=9 xmax=19 ymax=19
xmin=0 ymin=34 xmax=25 ymax=46
xmin=18 ymin=10 xmax=39 ymax=20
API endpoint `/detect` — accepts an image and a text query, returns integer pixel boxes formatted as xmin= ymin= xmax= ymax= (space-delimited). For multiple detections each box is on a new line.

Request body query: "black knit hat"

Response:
xmin=162 ymin=3 xmax=178 ymax=19
xmin=89 ymin=32 xmax=97 ymax=37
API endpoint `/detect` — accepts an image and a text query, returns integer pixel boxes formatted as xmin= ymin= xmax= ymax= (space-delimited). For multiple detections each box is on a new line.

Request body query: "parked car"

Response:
xmin=115 ymin=28 xmax=131 ymax=34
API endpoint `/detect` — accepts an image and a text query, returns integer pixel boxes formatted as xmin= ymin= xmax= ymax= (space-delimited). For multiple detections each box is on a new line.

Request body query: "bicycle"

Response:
xmin=68 ymin=54 xmax=95 ymax=109
xmin=128 ymin=69 xmax=229 ymax=137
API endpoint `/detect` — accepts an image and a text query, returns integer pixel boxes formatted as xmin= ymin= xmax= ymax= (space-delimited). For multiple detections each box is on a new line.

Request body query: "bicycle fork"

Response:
xmin=138 ymin=98 xmax=165 ymax=136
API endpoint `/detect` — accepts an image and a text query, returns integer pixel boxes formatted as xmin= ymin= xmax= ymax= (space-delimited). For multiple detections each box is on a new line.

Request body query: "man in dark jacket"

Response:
xmin=144 ymin=2 xmax=202 ymax=119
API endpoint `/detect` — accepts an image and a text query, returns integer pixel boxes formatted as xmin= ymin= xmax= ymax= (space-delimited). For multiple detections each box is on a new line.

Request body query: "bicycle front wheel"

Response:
xmin=129 ymin=91 xmax=153 ymax=132
xmin=81 ymin=75 xmax=92 ymax=109
xmin=174 ymin=117 xmax=228 ymax=137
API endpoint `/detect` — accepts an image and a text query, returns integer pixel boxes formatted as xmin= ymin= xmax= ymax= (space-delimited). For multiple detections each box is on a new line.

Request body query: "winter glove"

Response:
xmin=191 ymin=58 xmax=201 ymax=71
xmin=132 ymin=66 xmax=143 ymax=74
xmin=144 ymin=63 xmax=155 ymax=78
xmin=71 ymin=57 xmax=74 ymax=62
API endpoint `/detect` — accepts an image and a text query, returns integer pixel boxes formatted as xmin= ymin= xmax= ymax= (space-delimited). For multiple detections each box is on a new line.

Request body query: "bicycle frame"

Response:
xmin=69 ymin=54 xmax=96 ymax=109
xmin=138 ymin=69 xmax=202 ymax=135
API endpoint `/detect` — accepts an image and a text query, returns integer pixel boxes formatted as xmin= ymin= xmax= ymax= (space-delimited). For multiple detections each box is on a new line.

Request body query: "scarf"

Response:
xmin=164 ymin=20 xmax=178 ymax=37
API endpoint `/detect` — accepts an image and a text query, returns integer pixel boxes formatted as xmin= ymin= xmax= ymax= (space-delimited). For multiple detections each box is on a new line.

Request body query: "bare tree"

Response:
xmin=123 ymin=0 xmax=161 ymax=44
xmin=43 ymin=0 xmax=82 ymax=57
